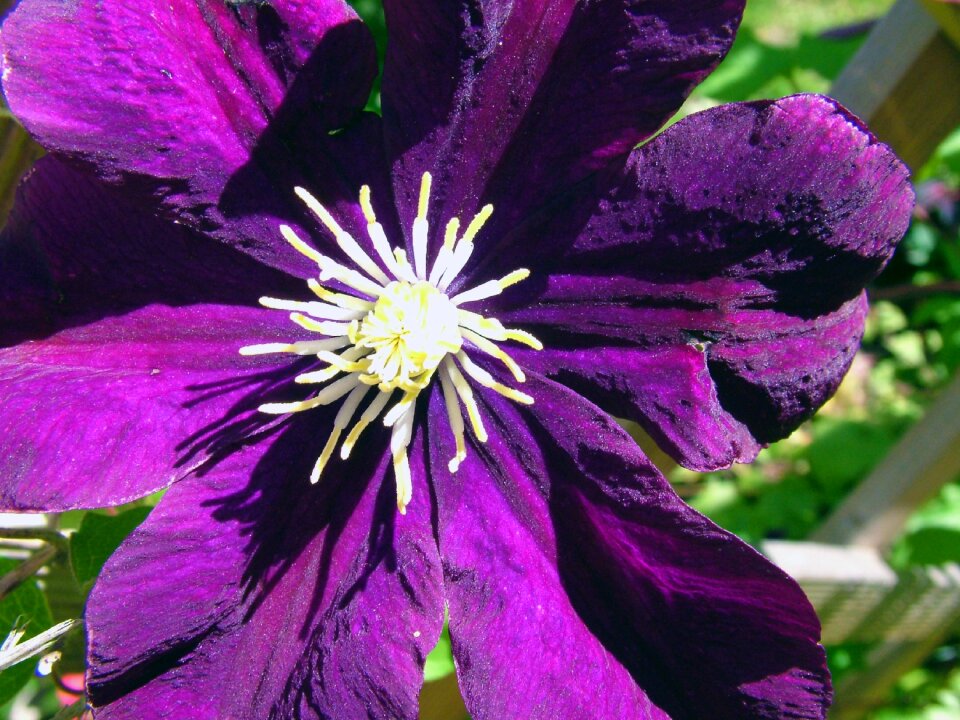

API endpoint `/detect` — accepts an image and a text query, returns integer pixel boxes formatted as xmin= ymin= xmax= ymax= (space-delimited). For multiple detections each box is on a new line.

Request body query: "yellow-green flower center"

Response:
xmin=349 ymin=281 xmax=462 ymax=393
xmin=240 ymin=172 xmax=541 ymax=514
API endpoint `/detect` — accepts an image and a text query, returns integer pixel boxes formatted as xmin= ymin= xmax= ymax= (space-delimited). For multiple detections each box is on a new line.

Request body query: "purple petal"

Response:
xmin=1 ymin=0 xmax=384 ymax=274
xmin=428 ymin=374 xmax=829 ymax=719
xmin=0 ymin=158 xmax=304 ymax=510
xmin=486 ymin=95 xmax=912 ymax=469
xmin=0 ymin=302 xmax=296 ymax=511
xmin=382 ymin=0 xmax=744 ymax=248
xmin=88 ymin=415 xmax=443 ymax=720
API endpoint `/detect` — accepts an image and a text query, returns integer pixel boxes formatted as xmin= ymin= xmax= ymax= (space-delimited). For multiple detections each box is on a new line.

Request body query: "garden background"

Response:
xmin=1 ymin=0 xmax=959 ymax=718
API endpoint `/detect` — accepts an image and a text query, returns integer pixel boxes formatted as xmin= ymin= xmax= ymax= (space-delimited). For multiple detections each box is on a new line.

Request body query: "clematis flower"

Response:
xmin=0 ymin=0 xmax=912 ymax=718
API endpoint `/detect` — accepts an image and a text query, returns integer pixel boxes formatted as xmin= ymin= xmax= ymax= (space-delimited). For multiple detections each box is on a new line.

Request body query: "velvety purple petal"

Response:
xmin=0 ymin=302 xmax=297 ymax=511
xmin=382 ymin=0 xmax=744 ymax=249
xmin=429 ymin=373 xmax=829 ymax=719
xmin=482 ymin=95 xmax=912 ymax=469
xmin=1 ymin=0 xmax=384 ymax=275
xmin=87 ymin=414 xmax=443 ymax=720
xmin=0 ymin=157 xmax=307 ymax=510
xmin=0 ymin=157 xmax=301 ymax=339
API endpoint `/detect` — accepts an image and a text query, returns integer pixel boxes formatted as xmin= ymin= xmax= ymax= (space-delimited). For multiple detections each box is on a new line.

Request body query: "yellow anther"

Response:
xmin=417 ymin=172 xmax=433 ymax=221
xmin=498 ymin=268 xmax=530 ymax=290
xmin=462 ymin=204 xmax=493 ymax=245
xmin=444 ymin=359 xmax=487 ymax=442
xmin=462 ymin=329 xmax=525 ymax=382
xmin=443 ymin=218 xmax=460 ymax=250
xmin=439 ymin=369 xmax=468 ymax=472
xmin=307 ymin=279 xmax=373 ymax=312
xmin=310 ymin=428 xmax=342 ymax=484
xmin=295 ymin=186 xmax=346 ymax=239
xmin=393 ymin=248 xmax=416 ymax=280
xmin=456 ymin=351 xmax=533 ymax=405
xmin=359 ymin=184 xmax=377 ymax=224
xmin=394 ymin=449 xmax=412 ymax=514
xmin=279 ymin=225 xmax=325 ymax=265
xmin=341 ymin=390 xmax=394 ymax=459
xmin=504 ymin=329 xmax=543 ymax=350
xmin=290 ymin=312 xmax=351 ymax=337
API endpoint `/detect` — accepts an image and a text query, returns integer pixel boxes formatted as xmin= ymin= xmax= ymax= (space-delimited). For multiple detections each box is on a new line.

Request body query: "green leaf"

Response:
xmin=0 ymin=557 xmax=54 ymax=706
xmin=70 ymin=507 xmax=152 ymax=586
xmin=423 ymin=624 xmax=455 ymax=683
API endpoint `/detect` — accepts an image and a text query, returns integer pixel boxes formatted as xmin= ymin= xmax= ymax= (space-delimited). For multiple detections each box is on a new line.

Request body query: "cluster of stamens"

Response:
xmin=240 ymin=173 xmax=540 ymax=513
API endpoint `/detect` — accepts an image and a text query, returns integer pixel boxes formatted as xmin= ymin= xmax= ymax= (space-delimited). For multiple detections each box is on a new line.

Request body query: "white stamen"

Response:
xmin=258 ymin=373 xmax=361 ymax=414
xmin=289 ymin=313 xmax=352 ymax=337
xmin=258 ymin=296 xmax=364 ymax=321
xmin=438 ymin=368 xmax=467 ymax=472
xmin=442 ymin=357 xmax=487 ymax=442
xmin=360 ymin=184 xmax=413 ymax=284
xmin=295 ymin=186 xmax=391 ymax=286
xmin=391 ymin=404 xmax=416 ymax=513
xmin=461 ymin=328 xmax=525 ymax=382
xmin=280 ymin=225 xmax=384 ymax=298
xmin=307 ymin=280 xmax=374 ymax=312
xmin=437 ymin=240 xmax=474 ymax=291
xmin=428 ymin=218 xmax=460 ymax=285
xmin=239 ymin=337 xmax=350 ymax=356
xmin=437 ymin=204 xmax=491 ymax=290
xmin=342 ymin=390 xmax=393 ymax=459
xmin=456 ymin=351 xmax=533 ymax=405
xmin=413 ymin=172 xmax=432 ymax=280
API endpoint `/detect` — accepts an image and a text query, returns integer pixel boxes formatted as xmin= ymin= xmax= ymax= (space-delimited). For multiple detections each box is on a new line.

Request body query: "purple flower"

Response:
xmin=0 ymin=1 xmax=912 ymax=718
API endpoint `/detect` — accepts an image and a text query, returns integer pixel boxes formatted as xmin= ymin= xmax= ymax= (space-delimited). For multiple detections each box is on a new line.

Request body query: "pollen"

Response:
xmin=240 ymin=173 xmax=540 ymax=514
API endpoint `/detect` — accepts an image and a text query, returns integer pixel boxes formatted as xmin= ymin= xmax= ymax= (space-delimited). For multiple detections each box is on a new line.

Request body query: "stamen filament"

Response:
xmin=295 ymin=346 xmax=370 ymax=384
xmin=456 ymin=351 xmax=533 ymax=405
xmin=428 ymin=217 xmax=460 ymax=284
xmin=438 ymin=368 xmax=467 ymax=472
xmin=413 ymin=172 xmax=432 ymax=279
xmin=393 ymin=448 xmax=412 ymax=514
xmin=307 ymin=280 xmax=374 ymax=312
xmin=438 ymin=240 xmax=474 ymax=291
xmin=239 ymin=337 xmax=350 ymax=356
xmin=278 ymin=224 xmax=325 ymax=265
xmin=383 ymin=391 xmax=419 ymax=427
xmin=443 ymin=358 xmax=487 ymax=442
xmin=457 ymin=310 xmax=508 ymax=341
xmin=258 ymin=373 xmax=361 ymax=414
xmin=310 ymin=383 xmax=374 ymax=483
xmin=450 ymin=266 xmax=532 ymax=306
xmin=295 ymin=186 xmax=391 ymax=286
xmin=392 ymin=248 xmax=417 ymax=282
xmin=281 ymin=225 xmax=384 ymax=298
xmin=342 ymin=390 xmax=394 ymax=459
xmin=289 ymin=313 xmax=352 ymax=337
xmin=461 ymin=328 xmax=525 ymax=382
xmin=391 ymin=405 xmax=416 ymax=513
xmin=258 ymin=296 xmax=363 ymax=321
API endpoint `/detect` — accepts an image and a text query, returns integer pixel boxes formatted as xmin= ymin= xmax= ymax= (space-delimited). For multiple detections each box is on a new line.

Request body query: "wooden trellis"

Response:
xmin=764 ymin=4 xmax=960 ymax=716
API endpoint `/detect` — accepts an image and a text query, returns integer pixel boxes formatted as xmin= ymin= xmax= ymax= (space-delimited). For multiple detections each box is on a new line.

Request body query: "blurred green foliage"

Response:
xmin=0 ymin=557 xmax=53 ymax=706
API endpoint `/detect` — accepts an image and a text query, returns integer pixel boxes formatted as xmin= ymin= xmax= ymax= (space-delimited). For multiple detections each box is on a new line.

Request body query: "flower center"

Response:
xmin=350 ymin=281 xmax=462 ymax=393
xmin=240 ymin=172 xmax=540 ymax=514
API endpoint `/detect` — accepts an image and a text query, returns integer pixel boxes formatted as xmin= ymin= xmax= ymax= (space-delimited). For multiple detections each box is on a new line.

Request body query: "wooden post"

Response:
xmin=813 ymin=371 xmax=960 ymax=548
xmin=830 ymin=0 xmax=960 ymax=170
